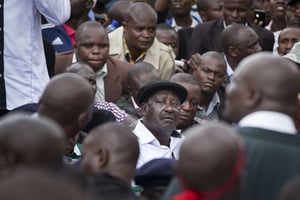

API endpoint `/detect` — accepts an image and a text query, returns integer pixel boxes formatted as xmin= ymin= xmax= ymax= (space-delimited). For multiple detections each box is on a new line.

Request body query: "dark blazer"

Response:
xmin=188 ymin=18 xmax=275 ymax=58
xmin=54 ymin=51 xmax=131 ymax=103
xmin=238 ymin=127 xmax=300 ymax=200
xmin=177 ymin=27 xmax=194 ymax=60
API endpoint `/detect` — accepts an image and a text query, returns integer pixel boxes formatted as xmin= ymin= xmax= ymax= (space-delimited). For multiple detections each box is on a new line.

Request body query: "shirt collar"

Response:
xmin=134 ymin=120 xmax=182 ymax=145
xmin=123 ymin=35 xmax=146 ymax=64
xmin=96 ymin=63 xmax=108 ymax=77
xmin=199 ymin=92 xmax=221 ymax=114
xmin=238 ymin=111 xmax=297 ymax=134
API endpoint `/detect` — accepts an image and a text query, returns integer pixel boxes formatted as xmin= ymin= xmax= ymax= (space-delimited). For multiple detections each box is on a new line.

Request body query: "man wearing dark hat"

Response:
xmin=133 ymin=80 xmax=188 ymax=168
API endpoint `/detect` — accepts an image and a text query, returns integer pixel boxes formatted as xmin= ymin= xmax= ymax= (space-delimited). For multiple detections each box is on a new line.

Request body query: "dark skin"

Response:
xmin=141 ymin=90 xmax=181 ymax=146
xmin=176 ymin=123 xmax=242 ymax=195
xmin=38 ymin=73 xmax=94 ymax=155
xmin=223 ymin=52 xmax=300 ymax=123
xmin=0 ymin=114 xmax=64 ymax=176
xmin=190 ymin=52 xmax=226 ymax=111
xmin=81 ymin=122 xmax=139 ymax=185
xmin=123 ymin=3 xmax=157 ymax=61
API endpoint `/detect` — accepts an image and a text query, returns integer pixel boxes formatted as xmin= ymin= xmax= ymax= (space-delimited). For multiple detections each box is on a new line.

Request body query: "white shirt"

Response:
xmin=95 ymin=64 xmax=108 ymax=101
xmin=238 ymin=111 xmax=297 ymax=134
xmin=3 ymin=0 xmax=70 ymax=109
xmin=133 ymin=120 xmax=184 ymax=169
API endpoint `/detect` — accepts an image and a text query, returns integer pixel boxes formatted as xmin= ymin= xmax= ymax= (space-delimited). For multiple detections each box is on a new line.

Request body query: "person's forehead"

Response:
xmin=78 ymin=28 xmax=108 ymax=42
xmin=223 ymin=0 xmax=249 ymax=6
xmin=201 ymin=56 xmax=226 ymax=71
xmin=280 ymin=29 xmax=300 ymax=38
xmin=150 ymin=90 xmax=180 ymax=100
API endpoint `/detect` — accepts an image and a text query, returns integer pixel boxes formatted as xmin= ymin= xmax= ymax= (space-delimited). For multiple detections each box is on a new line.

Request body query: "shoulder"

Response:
xmin=107 ymin=57 xmax=132 ymax=70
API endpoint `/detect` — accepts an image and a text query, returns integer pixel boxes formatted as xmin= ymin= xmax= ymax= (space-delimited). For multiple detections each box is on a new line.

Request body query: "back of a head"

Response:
xmin=235 ymin=52 xmax=300 ymax=115
xmin=107 ymin=0 xmax=133 ymax=24
xmin=38 ymin=73 xmax=94 ymax=134
xmin=128 ymin=62 xmax=160 ymax=83
xmin=0 ymin=169 xmax=88 ymax=200
xmin=176 ymin=123 xmax=244 ymax=199
xmin=221 ymin=24 xmax=252 ymax=53
xmin=170 ymin=73 xmax=199 ymax=86
xmin=124 ymin=2 xmax=157 ymax=23
xmin=0 ymin=113 xmax=64 ymax=176
xmin=82 ymin=122 xmax=139 ymax=174
xmin=278 ymin=176 xmax=300 ymax=200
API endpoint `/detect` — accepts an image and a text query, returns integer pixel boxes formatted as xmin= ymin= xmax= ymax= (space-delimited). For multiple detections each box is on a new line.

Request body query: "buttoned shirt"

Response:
xmin=1 ymin=0 xmax=70 ymax=109
xmin=197 ymin=92 xmax=221 ymax=121
xmin=133 ymin=119 xmax=184 ymax=169
xmin=95 ymin=64 xmax=108 ymax=102
xmin=238 ymin=111 xmax=297 ymax=134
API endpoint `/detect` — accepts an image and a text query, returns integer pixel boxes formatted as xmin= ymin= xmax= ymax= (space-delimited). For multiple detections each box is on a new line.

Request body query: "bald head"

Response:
xmin=170 ymin=73 xmax=199 ymax=85
xmin=224 ymin=52 xmax=300 ymax=122
xmin=75 ymin=21 xmax=107 ymax=43
xmin=0 ymin=113 xmax=64 ymax=176
xmin=65 ymin=62 xmax=97 ymax=95
xmin=128 ymin=62 xmax=160 ymax=100
xmin=81 ymin=123 xmax=139 ymax=183
xmin=0 ymin=169 xmax=87 ymax=200
xmin=38 ymin=73 xmax=94 ymax=137
xmin=124 ymin=2 xmax=157 ymax=23
xmin=176 ymin=123 xmax=243 ymax=193
xmin=107 ymin=0 xmax=133 ymax=24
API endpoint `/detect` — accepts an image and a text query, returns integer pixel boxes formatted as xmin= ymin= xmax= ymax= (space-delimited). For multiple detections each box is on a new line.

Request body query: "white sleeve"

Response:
xmin=34 ymin=0 xmax=71 ymax=25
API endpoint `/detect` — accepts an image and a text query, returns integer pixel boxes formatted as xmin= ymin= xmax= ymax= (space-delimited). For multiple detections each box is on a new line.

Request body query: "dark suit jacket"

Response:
xmin=237 ymin=127 xmax=300 ymax=200
xmin=177 ymin=27 xmax=194 ymax=60
xmin=54 ymin=51 xmax=131 ymax=103
xmin=188 ymin=18 xmax=274 ymax=58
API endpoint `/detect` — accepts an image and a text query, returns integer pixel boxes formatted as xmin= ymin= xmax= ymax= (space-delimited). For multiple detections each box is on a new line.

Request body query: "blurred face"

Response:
xmin=123 ymin=14 xmax=156 ymax=54
xmin=277 ymin=28 xmax=300 ymax=55
xmin=74 ymin=26 xmax=109 ymax=72
xmin=171 ymin=0 xmax=193 ymax=16
xmin=142 ymin=90 xmax=181 ymax=133
xmin=192 ymin=56 xmax=226 ymax=95
xmin=156 ymin=29 xmax=179 ymax=57
xmin=223 ymin=0 xmax=250 ymax=25
xmin=234 ymin=28 xmax=262 ymax=61
xmin=201 ymin=0 xmax=224 ymax=22
xmin=268 ymin=0 xmax=287 ymax=18
xmin=223 ymin=71 xmax=250 ymax=123
xmin=286 ymin=4 xmax=300 ymax=27
xmin=175 ymin=82 xmax=201 ymax=129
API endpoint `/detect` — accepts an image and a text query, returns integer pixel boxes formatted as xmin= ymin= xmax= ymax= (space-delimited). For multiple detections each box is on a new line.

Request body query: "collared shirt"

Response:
xmin=2 ymin=0 xmax=70 ymax=110
xmin=238 ymin=111 xmax=297 ymax=134
xmin=224 ymin=54 xmax=234 ymax=78
xmin=197 ymin=92 xmax=220 ymax=121
xmin=95 ymin=64 xmax=108 ymax=102
xmin=133 ymin=119 xmax=184 ymax=168
xmin=123 ymin=36 xmax=146 ymax=64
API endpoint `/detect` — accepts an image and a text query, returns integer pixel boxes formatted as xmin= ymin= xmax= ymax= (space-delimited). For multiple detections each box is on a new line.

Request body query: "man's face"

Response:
xmin=277 ymin=28 xmax=300 ymax=55
xmin=170 ymin=0 xmax=193 ymax=16
xmin=223 ymin=0 xmax=250 ymax=25
xmin=268 ymin=0 xmax=288 ymax=18
xmin=234 ymin=28 xmax=262 ymax=61
xmin=142 ymin=90 xmax=181 ymax=132
xmin=286 ymin=4 xmax=300 ymax=27
xmin=74 ymin=26 xmax=109 ymax=72
xmin=176 ymin=82 xmax=201 ymax=129
xmin=203 ymin=0 xmax=224 ymax=21
xmin=123 ymin=15 xmax=156 ymax=53
xmin=192 ymin=56 xmax=226 ymax=95
xmin=223 ymin=71 xmax=249 ymax=123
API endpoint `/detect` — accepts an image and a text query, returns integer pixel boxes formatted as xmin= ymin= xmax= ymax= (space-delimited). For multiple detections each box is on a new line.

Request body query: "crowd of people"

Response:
xmin=1 ymin=0 xmax=300 ymax=199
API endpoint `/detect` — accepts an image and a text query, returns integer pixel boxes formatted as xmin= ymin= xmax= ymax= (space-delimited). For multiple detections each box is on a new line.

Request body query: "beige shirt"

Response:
xmin=108 ymin=26 xmax=175 ymax=80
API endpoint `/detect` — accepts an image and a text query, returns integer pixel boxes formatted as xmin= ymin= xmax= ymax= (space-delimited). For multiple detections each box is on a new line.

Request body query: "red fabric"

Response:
xmin=63 ymin=24 xmax=76 ymax=45
xmin=173 ymin=140 xmax=245 ymax=200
